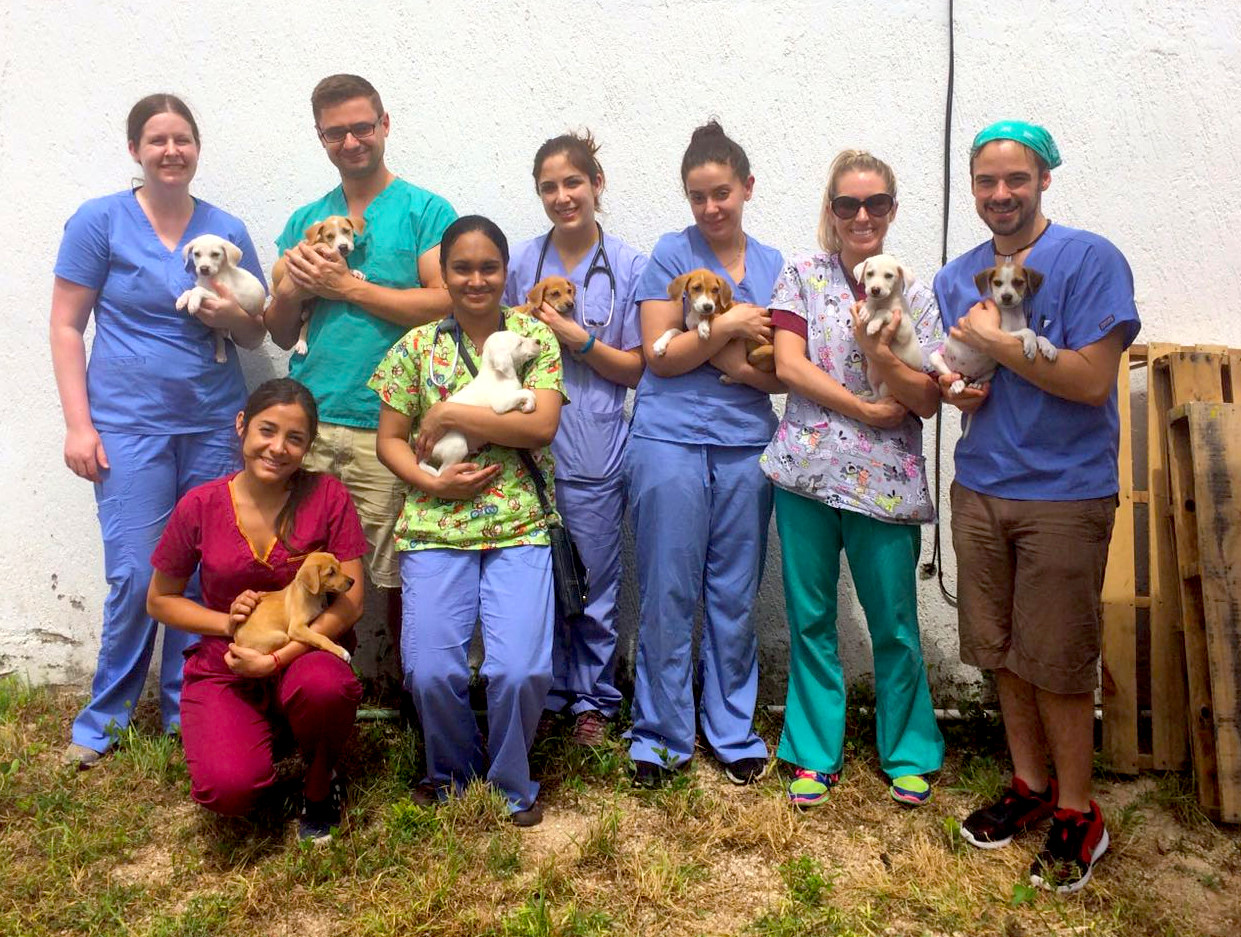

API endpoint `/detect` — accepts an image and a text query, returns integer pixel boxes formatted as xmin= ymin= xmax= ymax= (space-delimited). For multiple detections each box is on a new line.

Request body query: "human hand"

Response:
xmin=709 ymin=339 xmax=749 ymax=378
xmin=719 ymin=302 xmax=772 ymax=344
xmin=534 ymin=303 xmax=590 ymax=349
xmin=850 ymin=301 xmax=899 ymax=362
xmin=225 ymin=643 xmax=279 ymax=679
xmin=429 ymin=462 xmax=504 ymax=500
xmin=64 ymin=425 xmax=109 ymax=483
xmin=227 ymin=590 xmax=264 ymax=635
xmin=856 ymin=395 xmax=909 ymax=429
xmin=413 ymin=402 xmax=461 ymax=462
xmin=938 ymin=373 xmax=990 ymax=413
xmin=283 ymin=243 xmax=351 ymax=301
xmin=950 ymin=300 xmax=1003 ymax=351
xmin=194 ymin=280 xmax=250 ymax=329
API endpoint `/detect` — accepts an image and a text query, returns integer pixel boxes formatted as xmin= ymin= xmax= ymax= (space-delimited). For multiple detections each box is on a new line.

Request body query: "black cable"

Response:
xmin=920 ymin=0 xmax=957 ymax=607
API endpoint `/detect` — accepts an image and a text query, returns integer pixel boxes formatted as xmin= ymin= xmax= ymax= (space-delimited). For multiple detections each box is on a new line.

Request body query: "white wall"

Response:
xmin=5 ymin=0 xmax=1240 ymax=703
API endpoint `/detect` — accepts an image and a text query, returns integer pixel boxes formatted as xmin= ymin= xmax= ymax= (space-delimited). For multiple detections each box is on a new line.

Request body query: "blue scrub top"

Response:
xmin=630 ymin=225 xmax=782 ymax=447
xmin=933 ymin=223 xmax=1140 ymax=500
xmin=505 ymin=230 xmax=647 ymax=481
xmin=54 ymin=190 xmax=267 ymax=435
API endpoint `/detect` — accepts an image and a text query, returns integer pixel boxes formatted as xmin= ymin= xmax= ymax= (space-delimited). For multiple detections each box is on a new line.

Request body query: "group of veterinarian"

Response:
xmin=49 ymin=73 xmax=1138 ymax=892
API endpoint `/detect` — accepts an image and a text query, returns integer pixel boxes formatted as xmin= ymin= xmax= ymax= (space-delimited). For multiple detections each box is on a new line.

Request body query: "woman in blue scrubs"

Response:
xmin=626 ymin=120 xmax=784 ymax=787
xmin=503 ymin=132 xmax=646 ymax=747
xmin=50 ymin=94 xmax=267 ymax=768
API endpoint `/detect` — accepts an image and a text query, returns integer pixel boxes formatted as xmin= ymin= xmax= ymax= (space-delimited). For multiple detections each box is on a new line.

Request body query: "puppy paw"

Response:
xmin=719 ymin=374 xmax=735 ymax=385
xmin=866 ymin=318 xmax=884 ymax=336
xmin=1014 ymin=328 xmax=1038 ymax=361
xmin=697 ymin=320 xmax=712 ymax=341
xmin=293 ymin=339 xmax=309 ymax=356
xmin=653 ymin=329 xmax=679 ymax=357
xmin=175 ymin=290 xmax=191 ymax=311
xmin=517 ymin=390 xmax=537 ymax=413
xmin=949 ymin=379 xmax=967 ymax=396
xmin=340 ymin=649 xmax=352 ymax=664
xmin=1036 ymin=336 xmax=1059 ymax=362
xmin=350 ymin=270 xmax=367 ymax=281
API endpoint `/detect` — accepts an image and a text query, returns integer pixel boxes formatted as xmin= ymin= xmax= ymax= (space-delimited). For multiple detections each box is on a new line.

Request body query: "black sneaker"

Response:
xmin=510 ymin=801 xmax=544 ymax=827
xmin=724 ymin=756 xmax=769 ymax=786
xmin=632 ymin=760 xmax=678 ymax=789
xmin=299 ymin=775 xmax=344 ymax=845
xmin=961 ymin=777 xmax=1058 ymax=849
xmin=1030 ymin=802 xmax=1109 ymax=894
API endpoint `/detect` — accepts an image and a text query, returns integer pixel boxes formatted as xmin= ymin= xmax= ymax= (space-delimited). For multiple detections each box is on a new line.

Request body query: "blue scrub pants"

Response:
xmin=546 ymin=475 xmax=625 ymax=718
xmin=400 ymin=546 xmax=554 ymax=812
xmin=625 ymin=437 xmax=772 ymax=767
xmin=72 ymin=428 xmax=239 ymax=753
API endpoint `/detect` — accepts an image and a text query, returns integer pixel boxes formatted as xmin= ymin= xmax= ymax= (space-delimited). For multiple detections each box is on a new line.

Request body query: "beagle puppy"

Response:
xmin=853 ymin=253 xmax=925 ymax=399
xmin=652 ymin=268 xmax=775 ymax=377
xmin=271 ymin=216 xmax=368 ymax=356
xmin=175 ymin=234 xmax=267 ymax=364
xmin=233 ymin=552 xmax=355 ymax=663
xmin=516 ymin=276 xmax=577 ymax=318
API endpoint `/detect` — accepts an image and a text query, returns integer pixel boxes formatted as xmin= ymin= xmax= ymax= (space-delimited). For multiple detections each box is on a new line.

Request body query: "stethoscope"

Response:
xmin=428 ymin=311 xmax=506 ymax=395
xmin=534 ymin=221 xmax=616 ymax=331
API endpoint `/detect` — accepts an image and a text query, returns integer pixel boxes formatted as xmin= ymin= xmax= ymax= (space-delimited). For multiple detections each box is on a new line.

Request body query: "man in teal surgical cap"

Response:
xmin=932 ymin=121 xmax=1141 ymax=894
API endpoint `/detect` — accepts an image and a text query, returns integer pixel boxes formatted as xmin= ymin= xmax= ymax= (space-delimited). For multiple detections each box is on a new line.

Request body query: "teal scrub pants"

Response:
xmin=774 ymin=487 xmax=944 ymax=779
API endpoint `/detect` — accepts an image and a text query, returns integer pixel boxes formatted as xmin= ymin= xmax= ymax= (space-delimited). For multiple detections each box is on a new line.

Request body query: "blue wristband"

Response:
xmin=577 ymin=334 xmax=596 ymax=355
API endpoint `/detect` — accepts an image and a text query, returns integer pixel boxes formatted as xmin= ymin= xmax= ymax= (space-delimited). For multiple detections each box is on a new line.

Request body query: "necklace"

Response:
xmin=716 ymin=235 xmax=746 ymax=273
xmin=993 ymin=220 xmax=1051 ymax=263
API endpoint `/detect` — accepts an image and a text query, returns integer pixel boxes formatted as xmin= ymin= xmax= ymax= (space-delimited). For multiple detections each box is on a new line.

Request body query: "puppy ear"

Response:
xmin=182 ymin=240 xmax=196 ymax=273
xmin=303 ymin=221 xmax=324 ymax=243
xmin=348 ymin=216 xmax=366 ymax=235
xmin=224 ymin=241 xmax=242 ymax=267
xmin=1026 ymin=268 xmax=1044 ymax=294
xmin=852 ymin=259 xmax=869 ymax=283
xmin=667 ymin=273 xmax=691 ymax=301
xmin=719 ymin=278 xmax=733 ymax=309
xmin=974 ymin=268 xmax=993 ymax=295
xmin=898 ymin=263 xmax=915 ymax=285
xmin=300 ymin=557 xmax=325 ymax=594
xmin=526 ymin=280 xmax=547 ymax=308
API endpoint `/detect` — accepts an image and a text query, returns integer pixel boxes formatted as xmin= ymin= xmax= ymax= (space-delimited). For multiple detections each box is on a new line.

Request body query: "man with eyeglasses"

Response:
xmin=265 ymin=74 xmax=457 ymax=685
xmin=933 ymin=121 xmax=1140 ymax=895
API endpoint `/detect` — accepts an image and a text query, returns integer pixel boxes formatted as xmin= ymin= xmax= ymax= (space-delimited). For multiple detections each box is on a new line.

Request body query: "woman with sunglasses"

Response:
xmin=502 ymin=131 xmax=646 ymax=747
xmin=761 ymin=150 xmax=944 ymax=810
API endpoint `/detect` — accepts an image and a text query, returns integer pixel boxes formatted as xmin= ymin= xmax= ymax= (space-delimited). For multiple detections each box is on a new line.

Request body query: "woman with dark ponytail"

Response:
xmin=146 ymin=378 xmax=367 ymax=844
xmin=626 ymin=120 xmax=784 ymax=788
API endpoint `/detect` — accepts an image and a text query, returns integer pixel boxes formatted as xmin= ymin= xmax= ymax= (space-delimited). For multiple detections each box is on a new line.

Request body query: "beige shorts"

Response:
xmin=304 ymin=422 xmax=405 ymax=589
xmin=950 ymin=482 xmax=1116 ymax=695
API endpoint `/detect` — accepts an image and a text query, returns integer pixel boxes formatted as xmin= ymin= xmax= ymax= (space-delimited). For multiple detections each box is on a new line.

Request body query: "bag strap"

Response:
xmin=447 ymin=315 xmax=557 ymax=520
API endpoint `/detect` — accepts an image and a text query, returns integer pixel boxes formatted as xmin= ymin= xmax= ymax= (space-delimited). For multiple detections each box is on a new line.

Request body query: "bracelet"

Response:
xmin=577 ymin=334 xmax=596 ymax=355
xmin=270 ymin=652 xmax=282 ymax=673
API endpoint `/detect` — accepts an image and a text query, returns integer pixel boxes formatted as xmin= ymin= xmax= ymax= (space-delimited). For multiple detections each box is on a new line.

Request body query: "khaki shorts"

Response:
xmin=305 ymin=422 xmax=405 ymax=589
xmin=950 ymin=482 xmax=1116 ymax=695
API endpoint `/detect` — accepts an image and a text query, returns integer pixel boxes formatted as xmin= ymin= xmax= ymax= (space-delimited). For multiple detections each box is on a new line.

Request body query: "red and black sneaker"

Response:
xmin=961 ymin=777 xmax=1058 ymax=849
xmin=1029 ymin=801 xmax=1109 ymax=894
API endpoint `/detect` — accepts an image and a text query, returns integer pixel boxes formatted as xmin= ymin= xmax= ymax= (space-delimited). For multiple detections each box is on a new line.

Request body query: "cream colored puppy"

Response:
xmin=176 ymin=234 xmax=267 ymax=363
xmin=853 ymin=253 xmax=924 ymax=399
xmin=418 ymin=331 xmax=542 ymax=477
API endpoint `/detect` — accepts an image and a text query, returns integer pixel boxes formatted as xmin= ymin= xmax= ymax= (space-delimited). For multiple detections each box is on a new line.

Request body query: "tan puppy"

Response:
xmin=652 ymin=268 xmax=775 ymax=377
xmin=516 ymin=276 xmax=576 ymax=317
xmin=853 ymin=253 xmax=924 ymax=399
xmin=233 ymin=552 xmax=355 ymax=663
xmin=271 ymin=216 xmax=368 ymax=356
xmin=177 ymin=234 xmax=268 ymax=364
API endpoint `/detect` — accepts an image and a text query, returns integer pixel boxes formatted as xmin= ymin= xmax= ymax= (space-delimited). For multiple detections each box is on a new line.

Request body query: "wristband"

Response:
xmin=577 ymin=334 xmax=596 ymax=355
xmin=271 ymin=652 xmax=282 ymax=673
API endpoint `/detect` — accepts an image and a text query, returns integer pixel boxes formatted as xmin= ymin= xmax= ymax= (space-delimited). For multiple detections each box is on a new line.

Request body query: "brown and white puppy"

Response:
xmin=516 ymin=276 xmax=576 ymax=318
xmin=271 ymin=216 xmax=368 ymax=356
xmin=232 ymin=552 xmax=355 ymax=663
xmin=853 ymin=253 xmax=924 ymax=398
xmin=176 ymin=234 xmax=268 ymax=364
xmin=929 ymin=261 xmax=1055 ymax=396
xmin=652 ymin=268 xmax=775 ymax=378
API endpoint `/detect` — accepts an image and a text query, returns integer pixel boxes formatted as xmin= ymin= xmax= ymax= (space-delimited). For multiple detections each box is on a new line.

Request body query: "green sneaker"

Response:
xmin=787 ymin=768 xmax=838 ymax=809
xmin=889 ymin=774 xmax=932 ymax=806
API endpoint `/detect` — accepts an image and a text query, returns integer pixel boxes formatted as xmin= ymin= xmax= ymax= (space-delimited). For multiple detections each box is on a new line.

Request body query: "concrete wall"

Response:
xmin=5 ymin=0 xmax=1240 ymax=705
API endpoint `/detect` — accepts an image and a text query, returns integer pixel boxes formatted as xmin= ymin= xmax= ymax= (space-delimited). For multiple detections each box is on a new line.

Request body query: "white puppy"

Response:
xmin=176 ymin=234 xmax=267 ymax=363
xmin=418 ymin=331 xmax=542 ymax=477
xmin=929 ymin=262 xmax=1057 ymax=396
xmin=854 ymin=254 xmax=924 ymax=398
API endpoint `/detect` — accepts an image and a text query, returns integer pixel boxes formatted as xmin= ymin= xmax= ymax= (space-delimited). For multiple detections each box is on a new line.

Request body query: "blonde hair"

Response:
xmin=816 ymin=150 xmax=898 ymax=254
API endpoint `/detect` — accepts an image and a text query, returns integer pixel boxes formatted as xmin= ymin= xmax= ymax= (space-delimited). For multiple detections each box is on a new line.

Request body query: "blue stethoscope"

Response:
xmin=534 ymin=221 xmax=616 ymax=331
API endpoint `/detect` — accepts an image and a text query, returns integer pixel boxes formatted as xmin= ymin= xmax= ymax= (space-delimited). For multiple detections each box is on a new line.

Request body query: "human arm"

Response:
xmin=375 ymin=402 xmax=504 ymax=499
xmin=709 ymin=339 xmax=787 ymax=393
xmin=413 ymin=388 xmax=563 ymax=460
xmin=773 ymin=329 xmax=909 ymax=430
xmin=850 ymin=303 xmax=939 ymax=418
xmin=49 ymin=277 xmax=109 ymax=482
xmin=640 ymin=298 xmax=773 ymax=377
xmin=194 ymin=280 xmax=267 ymax=349
xmin=146 ymin=569 xmax=240 ymax=637
xmin=531 ymin=303 xmax=643 ymax=388
xmin=950 ymin=299 xmax=1126 ymax=406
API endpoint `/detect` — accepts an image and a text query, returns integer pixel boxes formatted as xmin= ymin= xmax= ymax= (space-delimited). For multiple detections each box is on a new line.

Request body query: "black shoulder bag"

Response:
xmin=448 ymin=317 xmax=590 ymax=621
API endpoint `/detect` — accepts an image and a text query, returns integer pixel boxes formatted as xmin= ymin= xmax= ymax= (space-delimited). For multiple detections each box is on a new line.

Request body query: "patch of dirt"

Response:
xmin=109 ymin=842 xmax=174 ymax=888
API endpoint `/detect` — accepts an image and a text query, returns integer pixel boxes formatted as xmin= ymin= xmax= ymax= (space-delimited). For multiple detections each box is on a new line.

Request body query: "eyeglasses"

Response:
xmin=830 ymin=193 xmax=895 ymax=219
xmin=317 ymin=120 xmax=380 ymax=144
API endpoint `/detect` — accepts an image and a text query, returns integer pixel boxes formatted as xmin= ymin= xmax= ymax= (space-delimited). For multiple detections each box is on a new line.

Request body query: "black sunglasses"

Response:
xmin=317 ymin=120 xmax=380 ymax=144
xmin=830 ymin=193 xmax=895 ymax=219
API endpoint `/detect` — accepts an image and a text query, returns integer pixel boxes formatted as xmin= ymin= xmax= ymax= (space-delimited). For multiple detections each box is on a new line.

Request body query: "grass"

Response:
xmin=1 ymin=674 xmax=1239 ymax=936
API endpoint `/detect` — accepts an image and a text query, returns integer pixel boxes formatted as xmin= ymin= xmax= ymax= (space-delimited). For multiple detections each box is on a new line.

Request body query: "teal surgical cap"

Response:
xmin=971 ymin=121 xmax=1062 ymax=169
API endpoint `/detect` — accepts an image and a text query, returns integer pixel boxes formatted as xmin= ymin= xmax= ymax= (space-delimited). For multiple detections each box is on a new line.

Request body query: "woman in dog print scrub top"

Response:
xmin=370 ymin=215 xmax=565 ymax=827
xmin=503 ymin=131 xmax=647 ymax=748
xmin=49 ymin=94 xmax=268 ymax=770
xmin=147 ymin=378 xmax=366 ymax=843
xmin=626 ymin=120 xmax=784 ymax=789
xmin=761 ymin=150 xmax=944 ymax=810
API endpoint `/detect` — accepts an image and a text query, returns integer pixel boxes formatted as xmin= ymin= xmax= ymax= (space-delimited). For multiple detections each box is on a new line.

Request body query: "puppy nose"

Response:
xmin=198 ymin=265 xmax=212 ymax=274
xmin=338 ymin=244 xmax=351 ymax=256
xmin=564 ymin=300 xmax=575 ymax=311
xmin=1000 ymin=292 xmax=1014 ymax=304
xmin=870 ymin=286 xmax=882 ymax=296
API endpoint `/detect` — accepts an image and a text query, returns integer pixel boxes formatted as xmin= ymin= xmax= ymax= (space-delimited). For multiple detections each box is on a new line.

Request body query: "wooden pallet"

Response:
xmin=1167 ymin=402 xmax=1241 ymax=822
xmin=1101 ymin=344 xmax=1240 ymax=774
